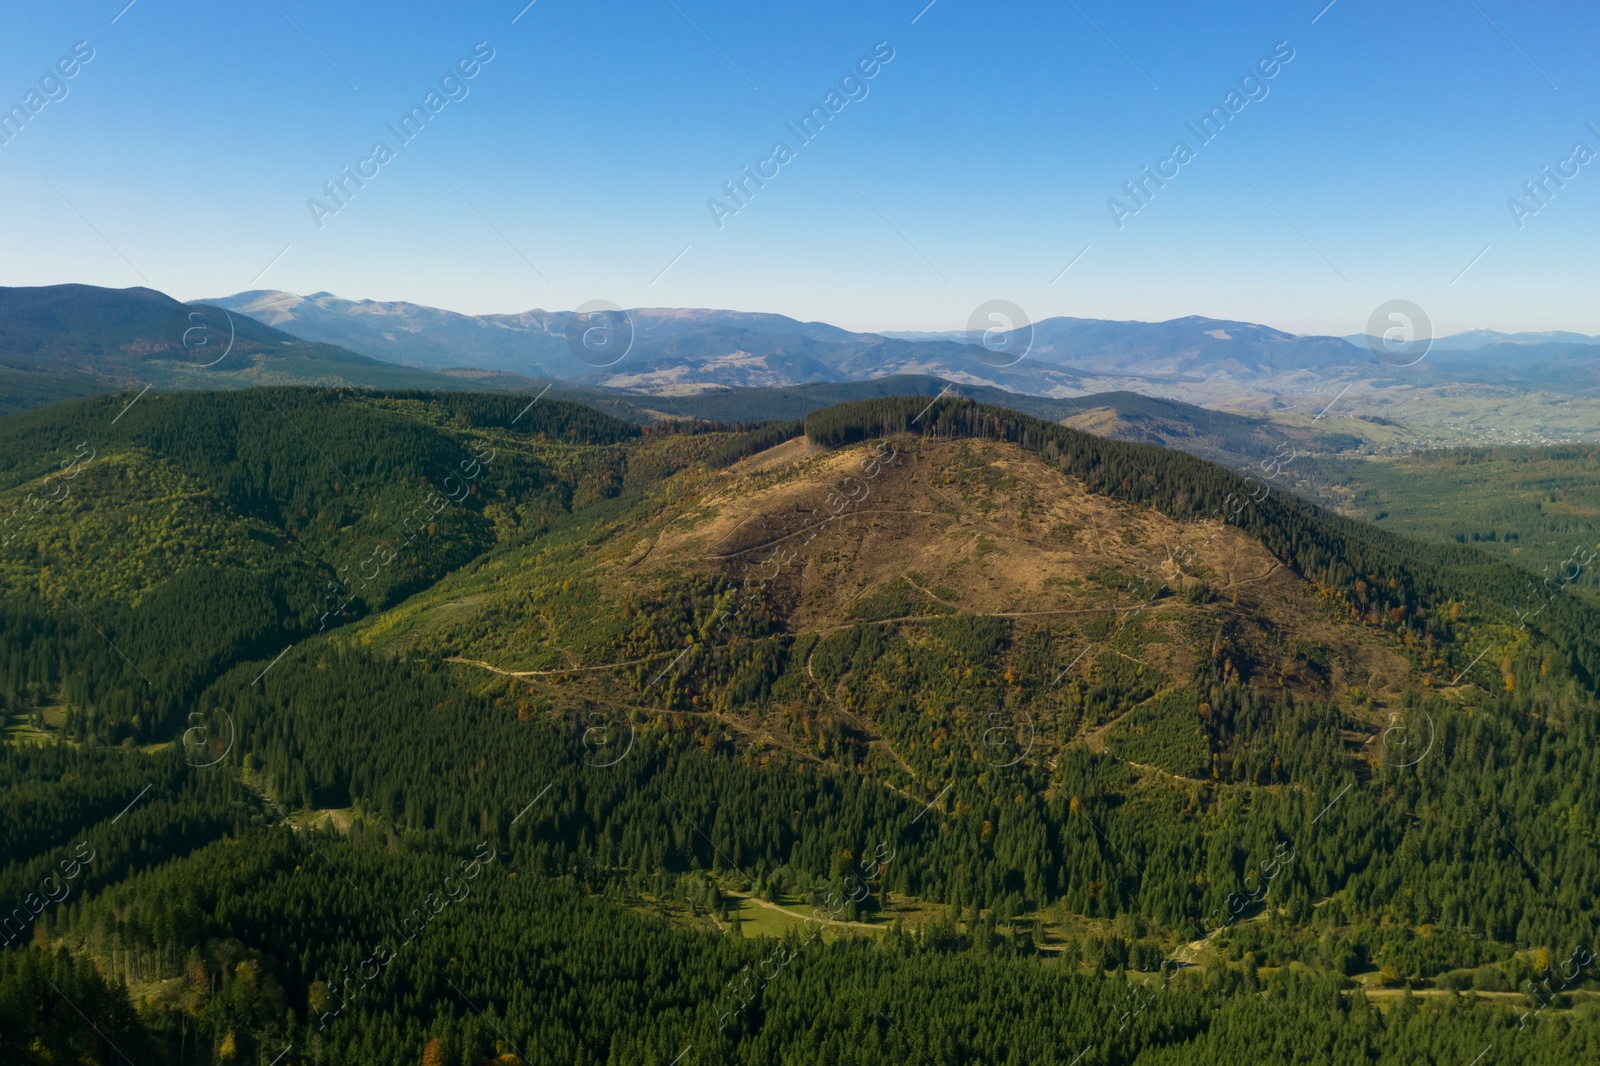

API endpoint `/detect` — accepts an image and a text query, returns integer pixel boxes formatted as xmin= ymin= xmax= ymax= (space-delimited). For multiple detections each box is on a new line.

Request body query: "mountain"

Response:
xmin=0 ymin=284 xmax=482 ymax=414
xmin=13 ymin=281 xmax=1596 ymax=472
xmin=208 ymin=290 xmax=1380 ymax=391
xmin=1015 ymin=315 xmax=1368 ymax=376
xmin=1392 ymin=340 xmax=1600 ymax=393
xmin=210 ymin=290 xmax=876 ymax=382
xmin=1341 ymin=327 xmax=1600 ymax=383
xmin=210 ymin=289 xmax=1103 ymax=394
xmin=1343 ymin=327 xmax=1600 ymax=367
xmin=211 ymin=289 xmax=572 ymax=376
xmin=1429 ymin=329 xmax=1598 ymax=351
xmin=196 ymin=292 xmax=1600 ymax=452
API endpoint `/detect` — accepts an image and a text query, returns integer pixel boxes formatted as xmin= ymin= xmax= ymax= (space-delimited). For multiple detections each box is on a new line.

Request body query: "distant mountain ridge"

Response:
xmin=1344 ymin=328 xmax=1600 ymax=352
xmin=8 ymin=283 xmax=1600 ymax=433
xmin=206 ymin=289 xmax=1384 ymax=390
xmin=0 ymin=284 xmax=490 ymax=414
xmin=1021 ymin=315 xmax=1359 ymax=375
xmin=213 ymin=290 xmax=879 ymax=384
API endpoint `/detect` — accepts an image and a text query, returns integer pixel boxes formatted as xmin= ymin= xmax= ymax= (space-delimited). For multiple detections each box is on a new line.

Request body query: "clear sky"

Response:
xmin=1 ymin=0 xmax=1596 ymax=336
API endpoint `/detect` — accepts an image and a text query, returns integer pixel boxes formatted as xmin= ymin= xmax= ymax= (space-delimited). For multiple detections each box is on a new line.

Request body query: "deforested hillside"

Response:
xmin=389 ymin=423 xmax=1417 ymax=791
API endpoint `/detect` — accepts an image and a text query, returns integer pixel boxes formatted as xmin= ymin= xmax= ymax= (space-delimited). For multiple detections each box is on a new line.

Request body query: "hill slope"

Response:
xmin=375 ymin=424 xmax=1416 ymax=786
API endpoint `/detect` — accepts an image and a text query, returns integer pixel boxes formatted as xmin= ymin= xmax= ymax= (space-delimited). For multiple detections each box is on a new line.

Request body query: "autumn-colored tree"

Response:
xmin=184 ymin=956 xmax=207 ymax=993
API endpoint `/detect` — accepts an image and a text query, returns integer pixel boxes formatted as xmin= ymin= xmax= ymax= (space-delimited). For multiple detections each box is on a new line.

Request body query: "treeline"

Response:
xmin=706 ymin=419 xmax=805 ymax=468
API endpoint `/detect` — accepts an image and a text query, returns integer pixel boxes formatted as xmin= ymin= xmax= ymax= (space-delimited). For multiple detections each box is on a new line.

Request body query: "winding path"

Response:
xmin=445 ymin=653 xmax=660 ymax=678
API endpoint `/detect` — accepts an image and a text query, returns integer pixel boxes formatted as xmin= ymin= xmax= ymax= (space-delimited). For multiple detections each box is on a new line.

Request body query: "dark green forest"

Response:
xmin=3 ymin=389 xmax=1599 ymax=1064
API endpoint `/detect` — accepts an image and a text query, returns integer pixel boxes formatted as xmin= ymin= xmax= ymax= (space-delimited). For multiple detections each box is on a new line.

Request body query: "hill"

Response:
xmin=1052 ymin=388 xmax=1362 ymax=466
xmin=373 ymin=410 xmax=1418 ymax=790
xmin=0 ymin=387 xmax=660 ymax=739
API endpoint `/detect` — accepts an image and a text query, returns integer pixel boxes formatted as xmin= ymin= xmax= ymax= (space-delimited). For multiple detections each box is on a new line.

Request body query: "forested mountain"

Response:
xmin=4 ymin=390 xmax=1600 ymax=1065
xmin=0 ymin=286 xmax=486 ymax=415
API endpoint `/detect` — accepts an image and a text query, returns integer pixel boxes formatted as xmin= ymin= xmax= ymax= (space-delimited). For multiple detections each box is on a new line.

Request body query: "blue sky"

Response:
xmin=1 ymin=0 xmax=1596 ymax=336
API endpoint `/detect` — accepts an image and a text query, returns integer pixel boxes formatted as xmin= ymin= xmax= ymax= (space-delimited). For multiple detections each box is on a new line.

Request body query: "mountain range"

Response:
xmin=210 ymin=289 xmax=1600 ymax=399
xmin=5 ymin=283 xmax=1597 ymax=451
xmin=1347 ymin=328 xmax=1600 ymax=351
xmin=0 ymin=285 xmax=1382 ymax=477
xmin=210 ymin=289 xmax=1382 ymax=389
